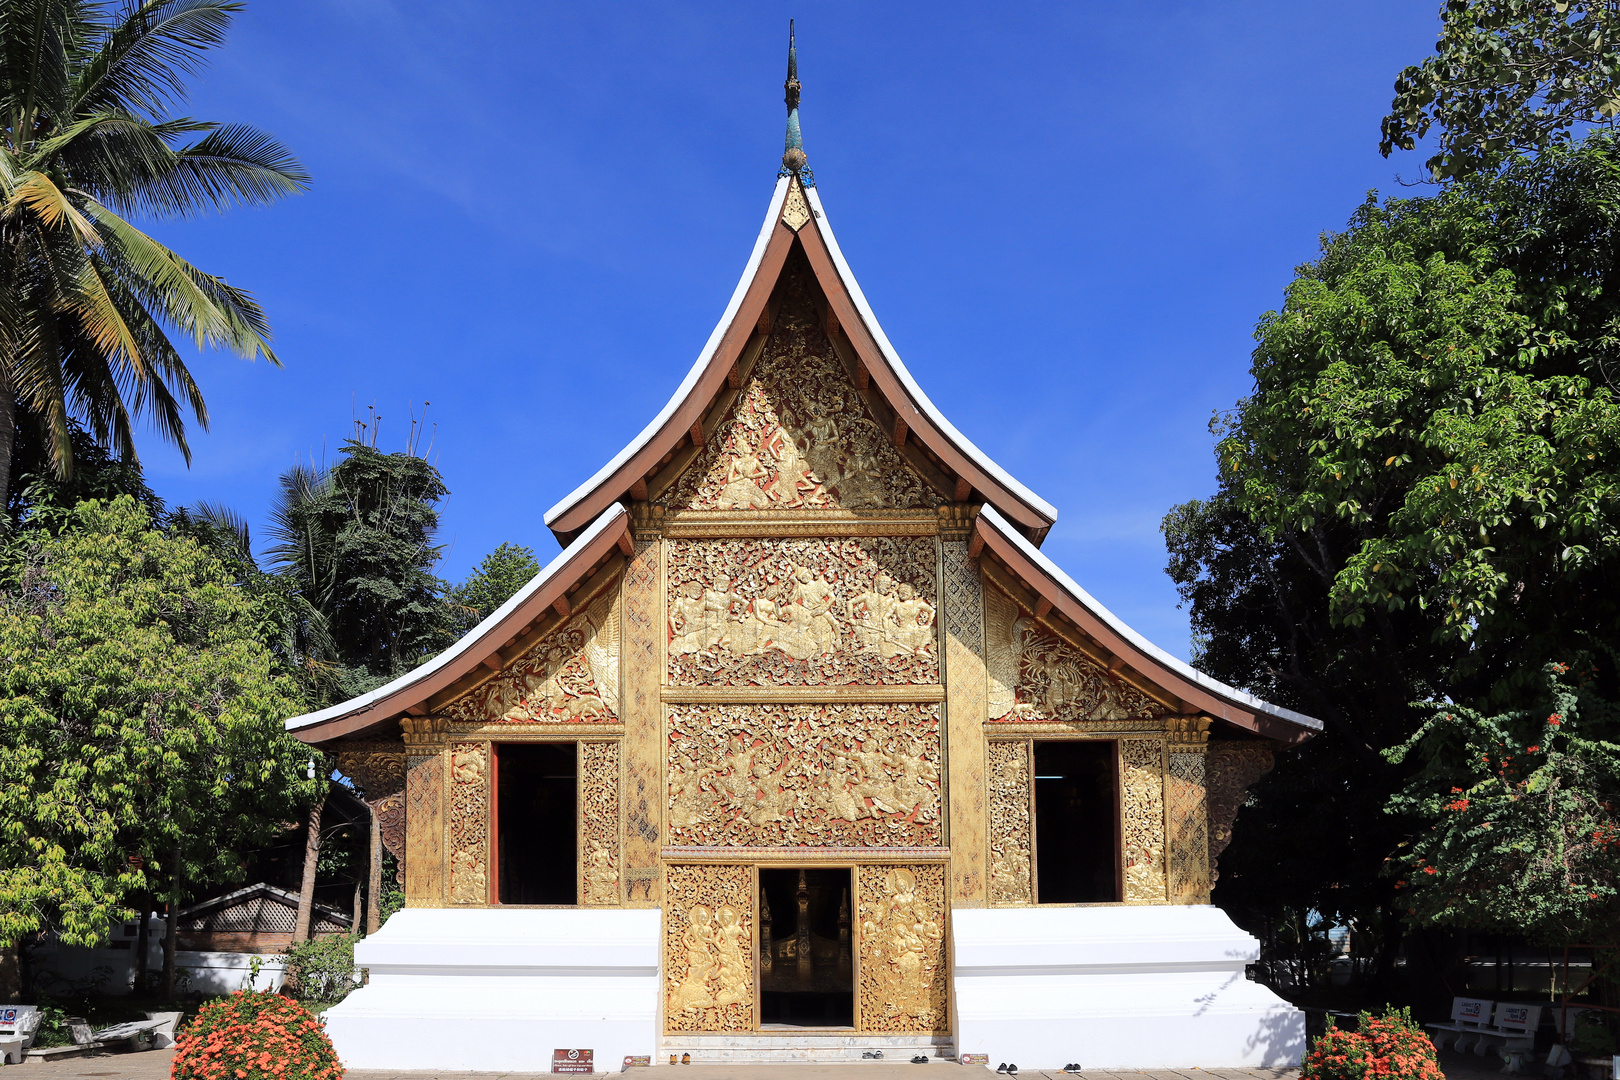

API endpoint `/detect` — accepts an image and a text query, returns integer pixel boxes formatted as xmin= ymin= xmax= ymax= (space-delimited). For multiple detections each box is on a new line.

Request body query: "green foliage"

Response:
xmin=378 ymin=852 xmax=403 ymax=926
xmin=1386 ymin=660 xmax=1620 ymax=944
xmin=0 ymin=497 xmax=321 ymax=948
xmin=171 ymin=992 xmax=341 ymax=1080
xmin=1302 ymin=1008 xmax=1443 ymax=1080
xmin=5 ymin=415 xmax=163 ymax=530
xmin=1382 ymin=1 xmax=1620 ymax=180
xmin=280 ymin=933 xmax=361 ymax=1004
xmin=447 ymin=541 xmax=540 ymax=629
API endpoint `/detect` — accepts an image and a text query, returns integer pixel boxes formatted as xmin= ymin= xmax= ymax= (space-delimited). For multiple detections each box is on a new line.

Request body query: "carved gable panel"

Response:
xmin=445 ymin=584 xmax=620 ymax=723
xmin=666 ymin=537 xmax=938 ymax=687
xmin=985 ymin=583 xmax=1166 ymax=722
xmin=667 ymin=703 xmax=942 ymax=848
xmin=659 ymin=269 xmax=942 ymax=512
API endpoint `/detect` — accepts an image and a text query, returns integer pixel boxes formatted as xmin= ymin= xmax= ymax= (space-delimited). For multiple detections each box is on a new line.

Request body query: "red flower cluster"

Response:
xmin=1303 ymin=1008 xmax=1444 ymax=1080
xmin=171 ymin=992 xmax=342 ymax=1080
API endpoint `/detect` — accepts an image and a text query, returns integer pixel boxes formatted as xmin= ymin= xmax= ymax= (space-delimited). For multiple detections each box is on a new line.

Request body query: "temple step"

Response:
xmin=659 ymin=1034 xmax=956 ymax=1064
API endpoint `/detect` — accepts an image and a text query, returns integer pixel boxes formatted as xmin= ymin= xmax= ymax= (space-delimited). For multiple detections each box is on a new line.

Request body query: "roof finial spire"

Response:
xmin=779 ymin=19 xmax=814 ymax=187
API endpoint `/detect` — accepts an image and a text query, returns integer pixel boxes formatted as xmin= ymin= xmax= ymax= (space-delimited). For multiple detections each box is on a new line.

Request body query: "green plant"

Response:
xmin=31 ymin=1003 xmax=71 ymax=1049
xmin=170 ymin=991 xmax=340 ymax=1080
xmin=1302 ymin=1007 xmax=1443 ymax=1080
xmin=281 ymin=933 xmax=361 ymax=1004
xmin=1571 ymin=1011 xmax=1619 ymax=1056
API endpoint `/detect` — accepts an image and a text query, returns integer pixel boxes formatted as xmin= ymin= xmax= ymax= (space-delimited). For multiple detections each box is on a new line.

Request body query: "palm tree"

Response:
xmin=0 ymin=0 xmax=307 ymax=511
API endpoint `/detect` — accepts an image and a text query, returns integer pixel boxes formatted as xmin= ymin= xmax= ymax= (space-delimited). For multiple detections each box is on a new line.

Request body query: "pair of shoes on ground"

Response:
xmin=910 ymin=1055 xmax=929 ymax=1064
xmin=1062 ymin=1065 xmax=1082 ymax=1073
xmin=995 ymin=1064 xmax=1018 ymax=1075
xmin=861 ymin=1050 xmax=884 ymax=1059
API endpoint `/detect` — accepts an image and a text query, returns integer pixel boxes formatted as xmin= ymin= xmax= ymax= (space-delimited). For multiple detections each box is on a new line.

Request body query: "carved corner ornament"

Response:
xmin=401 ymin=714 xmax=449 ymax=749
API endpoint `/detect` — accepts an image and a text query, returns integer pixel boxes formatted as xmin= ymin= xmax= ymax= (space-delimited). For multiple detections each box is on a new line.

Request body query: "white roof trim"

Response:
xmin=802 ymin=186 xmax=1059 ymax=525
xmin=285 ymin=503 xmax=628 ymax=733
xmin=978 ymin=505 xmax=1322 ymax=732
xmin=543 ymin=179 xmax=794 ymax=528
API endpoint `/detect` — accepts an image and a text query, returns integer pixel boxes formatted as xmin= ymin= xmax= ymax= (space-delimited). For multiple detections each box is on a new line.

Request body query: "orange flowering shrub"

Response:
xmin=1302 ymin=1007 xmax=1443 ymax=1080
xmin=171 ymin=992 xmax=342 ymax=1080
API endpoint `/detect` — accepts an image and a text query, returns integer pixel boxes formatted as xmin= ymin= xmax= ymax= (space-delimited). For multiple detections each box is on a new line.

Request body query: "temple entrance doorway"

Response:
xmin=495 ymin=742 xmax=576 ymax=905
xmin=759 ymin=867 xmax=854 ymax=1028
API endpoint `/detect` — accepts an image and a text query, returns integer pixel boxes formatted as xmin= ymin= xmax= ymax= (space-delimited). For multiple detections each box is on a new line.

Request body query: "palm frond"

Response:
xmin=187 ymin=497 xmax=252 ymax=561
xmin=71 ymin=0 xmax=238 ymax=117
xmin=8 ymin=169 xmax=100 ymax=245
xmin=1 ymin=0 xmax=77 ymax=140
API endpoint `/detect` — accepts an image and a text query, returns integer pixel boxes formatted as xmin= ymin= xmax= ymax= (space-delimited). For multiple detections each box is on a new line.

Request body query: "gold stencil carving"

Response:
xmin=336 ymin=746 xmax=405 ymax=801
xmin=1206 ymin=742 xmax=1274 ymax=887
xmin=660 ymin=268 xmax=941 ymax=513
xmin=445 ymin=586 xmax=620 ymax=723
xmin=581 ymin=741 xmax=621 ymax=906
xmin=447 ymin=742 xmax=489 ymax=905
xmin=1167 ymin=751 xmax=1210 ymax=905
xmin=943 ymin=542 xmax=988 ymax=904
xmin=1121 ymin=738 xmax=1167 ymax=903
xmin=857 ymin=864 xmax=948 ymax=1033
xmin=404 ymin=752 xmax=444 ymax=905
xmin=623 ymin=539 xmax=664 ymax=903
xmin=663 ymin=864 xmax=754 ymax=1033
xmin=986 ymin=741 xmax=1033 ymax=905
xmin=781 ymin=180 xmax=811 ymax=232
xmin=665 ymin=537 xmax=938 ymax=687
xmin=666 ymin=703 xmax=942 ymax=848
xmin=985 ymin=584 xmax=1165 ymax=722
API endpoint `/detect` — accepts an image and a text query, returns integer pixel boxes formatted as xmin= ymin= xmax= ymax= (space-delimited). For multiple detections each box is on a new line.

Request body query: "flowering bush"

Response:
xmin=170 ymin=991 xmax=342 ymax=1080
xmin=1302 ymin=1007 xmax=1443 ymax=1080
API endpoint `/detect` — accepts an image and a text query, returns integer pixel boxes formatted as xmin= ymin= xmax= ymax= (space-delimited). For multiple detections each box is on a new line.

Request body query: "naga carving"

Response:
xmin=986 ymin=741 xmax=1033 ymax=905
xmin=666 ymin=703 xmax=942 ymax=848
xmin=663 ymin=864 xmax=754 ymax=1033
xmin=447 ymin=742 xmax=489 ymax=905
xmin=446 ymin=587 xmax=620 ymax=723
xmin=857 ymin=865 xmax=948 ymax=1033
xmin=985 ymin=584 xmax=1165 ymax=722
xmin=1121 ymin=739 xmax=1168 ymax=903
xmin=660 ymin=266 xmax=942 ymax=513
xmin=666 ymin=537 xmax=938 ymax=687
xmin=1206 ymin=742 xmax=1275 ymax=886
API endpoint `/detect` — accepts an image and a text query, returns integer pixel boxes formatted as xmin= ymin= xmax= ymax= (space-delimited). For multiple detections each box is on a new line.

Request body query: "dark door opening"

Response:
xmin=496 ymin=742 xmax=576 ymax=905
xmin=759 ymin=867 xmax=853 ymax=1027
xmin=1034 ymin=740 xmax=1120 ymax=903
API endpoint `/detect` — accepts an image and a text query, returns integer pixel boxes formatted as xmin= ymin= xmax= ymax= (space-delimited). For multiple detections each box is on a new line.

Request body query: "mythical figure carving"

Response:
xmin=1206 ymin=742 xmax=1275 ymax=886
xmin=446 ymin=588 xmax=620 ymax=723
xmin=1121 ymin=739 xmax=1168 ymax=903
xmin=858 ymin=865 xmax=948 ymax=1033
xmin=447 ymin=742 xmax=489 ymax=905
xmin=660 ymin=268 xmax=942 ymax=512
xmin=985 ymin=585 xmax=1165 ymax=722
xmin=666 ymin=704 xmax=942 ymax=848
xmin=666 ymin=537 xmax=938 ymax=686
xmin=580 ymin=741 xmax=621 ymax=906
xmin=664 ymin=865 xmax=754 ymax=1032
xmin=986 ymin=741 xmax=1033 ymax=905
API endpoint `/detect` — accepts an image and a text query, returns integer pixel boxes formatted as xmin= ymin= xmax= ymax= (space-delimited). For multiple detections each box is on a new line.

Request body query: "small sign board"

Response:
xmin=622 ymin=1057 xmax=650 ymax=1069
xmin=552 ymin=1049 xmax=593 ymax=1074
xmin=960 ymin=1054 xmax=990 ymax=1066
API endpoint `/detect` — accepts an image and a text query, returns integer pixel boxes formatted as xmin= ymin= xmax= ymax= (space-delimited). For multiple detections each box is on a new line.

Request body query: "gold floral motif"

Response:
xmin=1167 ymin=752 xmax=1210 ymax=905
xmin=335 ymin=747 xmax=405 ymax=800
xmin=445 ymin=588 xmax=620 ymax=723
xmin=1206 ymin=742 xmax=1275 ymax=887
xmin=580 ymin=741 xmax=621 ymax=906
xmin=660 ymin=268 xmax=941 ymax=513
xmin=665 ymin=537 xmax=938 ymax=687
xmin=663 ymin=864 xmax=754 ymax=1033
xmin=372 ymin=792 xmax=405 ymax=882
xmin=985 ymin=584 xmax=1165 ymax=722
xmin=781 ymin=179 xmax=811 ymax=231
xmin=404 ymin=752 xmax=444 ymax=905
xmin=986 ymin=741 xmax=1032 ymax=905
xmin=666 ymin=704 xmax=942 ymax=848
xmin=1121 ymin=739 xmax=1167 ymax=903
xmin=447 ymin=742 xmax=489 ymax=905
xmin=857 ymin=864 xmax=948 ymax=1033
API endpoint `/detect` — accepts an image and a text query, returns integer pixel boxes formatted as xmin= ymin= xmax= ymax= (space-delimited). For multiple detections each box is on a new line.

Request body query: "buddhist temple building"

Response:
xmin=286 ymin=27 xmax=1318 ymax=1072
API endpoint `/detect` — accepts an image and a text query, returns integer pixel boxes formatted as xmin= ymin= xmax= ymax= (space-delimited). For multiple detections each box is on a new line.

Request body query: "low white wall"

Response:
xmin=952 ymin=905 xmax=1305 ymax=1070
xmin=324 ymin=907 xmax=661 ymax=1072
xmin=30 ymin=935 xmax=285 ymax=996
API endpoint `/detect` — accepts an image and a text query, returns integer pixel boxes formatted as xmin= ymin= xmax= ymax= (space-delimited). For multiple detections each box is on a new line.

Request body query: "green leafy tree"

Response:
xmin=447 ymin=541 xmax=539 ymax=629
xmin=0 ymin=0 xmax=307 ymax=512
xmin=0 ymin=497 xmax=319 ymax=976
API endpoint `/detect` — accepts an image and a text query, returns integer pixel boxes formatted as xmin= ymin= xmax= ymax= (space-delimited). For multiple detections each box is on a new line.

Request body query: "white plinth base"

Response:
xmin=324 ymin=908 xmax=661 ymax=1072
xmin=952 ymin=905 xmax=1304 ymax=1071
xmin=661 ymin=1034 xmax=955 ymax=1064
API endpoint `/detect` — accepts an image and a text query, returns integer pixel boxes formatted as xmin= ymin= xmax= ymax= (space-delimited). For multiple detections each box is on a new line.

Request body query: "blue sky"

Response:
xmin=140 ymin=1 xmax=1442 ymax=660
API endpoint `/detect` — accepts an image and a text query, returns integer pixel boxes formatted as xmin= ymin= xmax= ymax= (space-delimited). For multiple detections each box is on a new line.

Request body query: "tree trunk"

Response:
xmin=0 ymin=386 xmax=15 ymax=519
xmin=132 ymin=896 xmax=150 ymax=993
xmin=367 ymin=805 xmax=382 ymax=935
xmin=292 ymin=792 xmax=325 ymax=944
xmin=162 ymin=841 xmax=181 ymax=999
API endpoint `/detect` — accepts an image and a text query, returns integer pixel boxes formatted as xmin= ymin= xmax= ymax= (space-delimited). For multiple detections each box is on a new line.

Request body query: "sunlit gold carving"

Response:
xmin=447 ymin=742 xmax=489 ymax=905
xmin=857 ymin=864 xmax=948 ymax=1033
xmin=663 ymin=864 xmax=754 ymax=1033
xmin=1206 ymin=742 xmax=1274 ymax=887
xmin=1167 ymin=751 xmax=1210 ymax=905
xmin=580 ymin=741 xmax=621 ymax=906
xmin=781 ymin=180 xmax=811 ymax=232
xmin=665 ymin=537 xmax=938 ymax=686
xmin=336 ymin=746 xmax=405 ymax=801
xmin=943 ymin=542 xmax=988 ymax=904
xmin=446 ymin=587 xmax=620 ymax=723
xmin=622 ymin=539 xmax=663 ymax=904
xmin=404 ymin=752 xmax=444 ymax=906
xmin=666 ymin=703 xmax=942 ymax=847
xmin=1121 ymin=738 xmax=1167 ymax=903
xmin=986 ymin=741 xmax=1032 ymax=905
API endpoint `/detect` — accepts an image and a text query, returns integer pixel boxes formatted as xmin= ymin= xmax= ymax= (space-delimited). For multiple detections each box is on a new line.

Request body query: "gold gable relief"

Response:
xmin=659 ymin=270 xmax=943 ymax=512
xmin=985 ymin=584 xmax=1167 ymax=722
xmin=780 ymin=179 xmax=811 ymax=232
xmin=445 ymin=586 xmax=621 ymax=723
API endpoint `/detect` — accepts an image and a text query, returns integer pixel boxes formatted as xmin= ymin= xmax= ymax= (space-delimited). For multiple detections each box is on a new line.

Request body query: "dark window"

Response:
xmin=497 ymin=742 xmax=577 ymax=905
xmin=1034 ymin=740 xmax=1119 ymax=903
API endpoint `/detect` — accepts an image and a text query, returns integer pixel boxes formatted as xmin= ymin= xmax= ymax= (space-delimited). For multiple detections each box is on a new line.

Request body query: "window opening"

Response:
xmin=496 ymin=742 xmax=577 ymax=904
xmin=1033 ymin=740 xmax=1119 ymax=903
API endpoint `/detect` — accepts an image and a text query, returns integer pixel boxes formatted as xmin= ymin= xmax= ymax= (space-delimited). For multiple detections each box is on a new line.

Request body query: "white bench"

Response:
xmin=0 ymin=1007 xmax=41 ymax=1065
xmin=1425 ymin=997 xmax=1496 ymax=1052
xmin=1477 ymin=1004 xmax=1543 ymax=1073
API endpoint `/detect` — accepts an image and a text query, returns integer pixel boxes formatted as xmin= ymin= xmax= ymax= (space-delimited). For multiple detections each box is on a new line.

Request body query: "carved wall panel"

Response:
xmin=666 ymin=703 xmax=942 ymax=848
xmin=580 ymin=741 xmax=621 ymax=906
xmin=665 ymin=537 xmax=938 ymax=687
xmin=1166 ymin=752 xmax=1210 ymax=905
xmin=404 ymin=752 xmax=444 ymax=906
xmin=660 ymin=267 xmax=941 ymax=513
xmin=663 ymin=864 xmax=754 ymax=1033
xmin=986 ymin=741 xmax=1033 ymax=905
xmin=1121 ymin=739 xmax=1168 ymax=903
xmin=857 ymin=864 xmax=948 ymax=1033
xmin=622 ymin=538 xmax=664 ymax=904
xmin=985 ymin=584 xmax=1166 ymax=722
xmin=1206 ymin=742 xmax=1275 ymax=887
xmin=447 ymin=742 xmax=489 ymax=905
xmin=943 ymin=543 xmax=988 ymax=904
xmin=444 ymin=587 xmax=620 ymax=724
